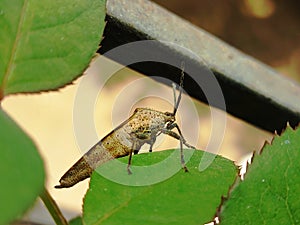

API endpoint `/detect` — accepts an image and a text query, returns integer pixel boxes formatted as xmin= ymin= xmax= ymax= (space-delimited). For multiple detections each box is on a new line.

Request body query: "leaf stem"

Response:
xmin=40 ymin=187 xmax=69 ymax=225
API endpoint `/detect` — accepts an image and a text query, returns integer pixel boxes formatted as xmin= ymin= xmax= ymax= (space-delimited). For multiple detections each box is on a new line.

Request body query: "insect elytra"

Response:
xmin=55 ymin=64 xmax=195 ymax=188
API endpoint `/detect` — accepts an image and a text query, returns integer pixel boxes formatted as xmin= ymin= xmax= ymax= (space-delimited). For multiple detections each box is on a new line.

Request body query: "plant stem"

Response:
xmin=40 ymin=187 xmax=68 ymax=225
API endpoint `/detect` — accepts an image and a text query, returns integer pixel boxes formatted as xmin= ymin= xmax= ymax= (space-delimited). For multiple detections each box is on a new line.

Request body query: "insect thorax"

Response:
xmin=125 ymin=108 xmax=174 ymax=133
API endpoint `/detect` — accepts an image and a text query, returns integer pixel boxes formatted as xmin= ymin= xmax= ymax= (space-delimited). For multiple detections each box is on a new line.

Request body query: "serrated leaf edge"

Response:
xmin=216 ymin=122 xmax=299 ymax=224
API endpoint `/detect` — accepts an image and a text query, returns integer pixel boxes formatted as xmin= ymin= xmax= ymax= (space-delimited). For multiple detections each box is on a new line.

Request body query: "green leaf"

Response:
xmin=0 ymin=109 xmax=45 ymax=224
xmin=83 ymin=150 xmax=237 ymax=225
xmin=70 ymin=217 xmax=83 ymax=225
xmin=0 ymin=0 xmax=106 ymax=96
xmin=220 ymin=126 xmax=300 ymax=224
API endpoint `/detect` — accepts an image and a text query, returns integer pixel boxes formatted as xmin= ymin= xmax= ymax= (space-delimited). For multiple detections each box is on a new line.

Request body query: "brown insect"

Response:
xmin=55 ymin=66 xmax=195 ymax=188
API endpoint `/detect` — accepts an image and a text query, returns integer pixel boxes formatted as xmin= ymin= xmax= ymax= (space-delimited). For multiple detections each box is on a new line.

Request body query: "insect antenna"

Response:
xmin=173 ymin=62 xmax=185 ymax=116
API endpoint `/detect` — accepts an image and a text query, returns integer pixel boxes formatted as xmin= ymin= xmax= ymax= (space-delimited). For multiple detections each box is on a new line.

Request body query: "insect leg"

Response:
xmin=128 ymin=140 xmax=141 ymax=174
xmin=127 ymin=149 xmax=133 ymax=175
xmin=162 ymin=124 xmax=196 ymax=172
xmin=149 ymin=140 xmax=154 ymax=152
xmin=165 ymin=123 xmax=196 ymax=149
xmin=160 ymin=130 xmax=190 ymax=172
xmin=134 ymin=130 xmax=156 ymax=153
xmin=178 ymin=133 xmax=188 ymax=172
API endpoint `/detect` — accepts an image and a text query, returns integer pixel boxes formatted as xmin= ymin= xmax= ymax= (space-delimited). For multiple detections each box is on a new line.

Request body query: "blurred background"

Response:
xmin=4 ymin=0 xmax=299 ymax=224
xmin=153 ymin=0 xmax=300 ymax=82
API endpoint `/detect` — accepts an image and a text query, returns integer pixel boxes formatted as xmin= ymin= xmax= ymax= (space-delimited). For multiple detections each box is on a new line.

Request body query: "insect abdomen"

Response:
xmin=55 ymin=156 xmax=93 ymax=188
xmin=55 ymin=129 xmax=132 ymax=188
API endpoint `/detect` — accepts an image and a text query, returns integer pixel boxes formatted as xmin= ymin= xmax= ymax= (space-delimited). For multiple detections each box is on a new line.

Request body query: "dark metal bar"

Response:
xmin=98 ymin=0 xmax=300 ymax=133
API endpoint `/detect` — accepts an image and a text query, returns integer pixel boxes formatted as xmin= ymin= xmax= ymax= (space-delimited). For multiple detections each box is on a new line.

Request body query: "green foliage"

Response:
xmin=69 ymin=217 xmax=83 ymax=225
xmin=0 ymin=109 xmax=44 ymax=225
xmin=0 ymin=0 xmax=106 ymax=223
xmin=0 ymin=0 xmax=106 ymax=95
xmin=1 ymin=1 xmax=299 ymax=225
xmin=83 ymin=150 xmax=237 ymax=225
xmin=220 ymin=126 xmax=300 ymax=224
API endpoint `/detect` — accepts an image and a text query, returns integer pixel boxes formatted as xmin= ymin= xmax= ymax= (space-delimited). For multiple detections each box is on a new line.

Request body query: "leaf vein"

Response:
xmin=30 ymin=8 xmax=86 ymax=32
xmin=95 ymin=188 xmax=152 ymax=225
xmin=1 ymin=0 xmax=29 ymax=95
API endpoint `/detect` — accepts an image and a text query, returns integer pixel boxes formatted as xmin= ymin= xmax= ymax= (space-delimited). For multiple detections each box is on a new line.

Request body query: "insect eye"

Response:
xmin=164 ymin=112 xmax=172 ymax=116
